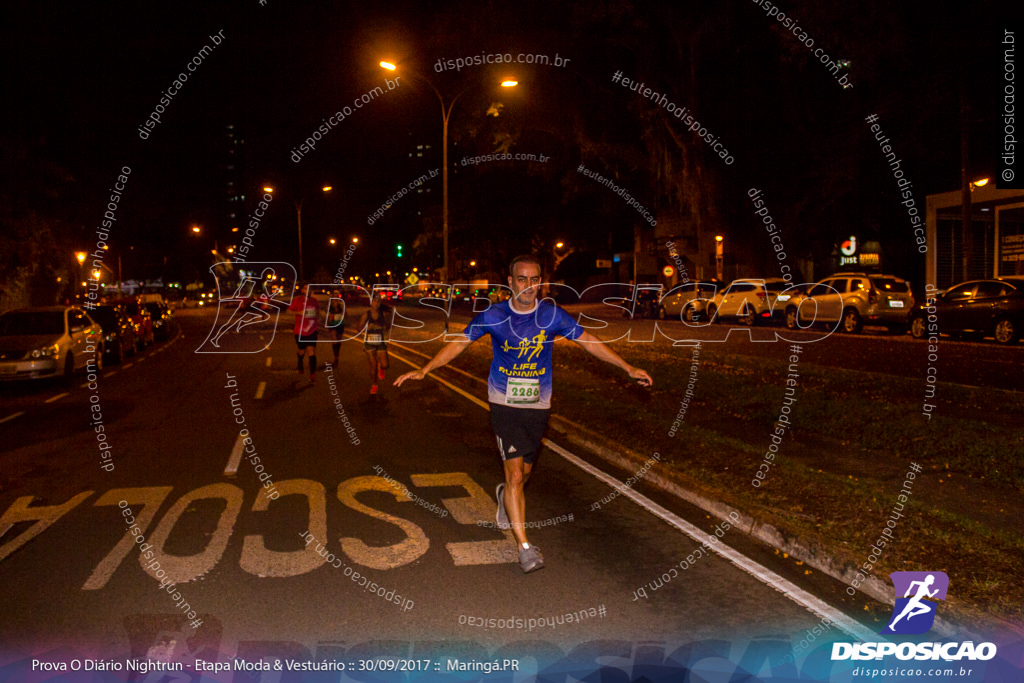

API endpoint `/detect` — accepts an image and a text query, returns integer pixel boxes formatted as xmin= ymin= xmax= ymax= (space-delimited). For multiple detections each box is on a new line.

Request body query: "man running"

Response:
xmin=288 ymin=283 xmax=320 ymax=383
xmin=394 ymin=254 xmax=652 ymax=573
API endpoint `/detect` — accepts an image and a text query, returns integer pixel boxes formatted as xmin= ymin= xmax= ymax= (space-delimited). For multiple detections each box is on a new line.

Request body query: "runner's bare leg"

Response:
xmin=503 ymin=459 xmax=534 ymax=546
xmin=366 ymin=350 xmax=378 ymax=380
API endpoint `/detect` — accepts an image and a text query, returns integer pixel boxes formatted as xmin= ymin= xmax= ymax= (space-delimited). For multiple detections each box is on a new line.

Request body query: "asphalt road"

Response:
xmin=0 ymin=306 xmax=884 ymax=662
xmin=0 ymin=302 xmax=1018 ymax=679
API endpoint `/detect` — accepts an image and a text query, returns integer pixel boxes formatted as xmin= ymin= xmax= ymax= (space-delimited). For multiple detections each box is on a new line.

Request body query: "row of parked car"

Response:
xmin=644 ymin=271 xmax=1024 ymax=344
xmin=0 ymin=298 xmax=177 ymax=383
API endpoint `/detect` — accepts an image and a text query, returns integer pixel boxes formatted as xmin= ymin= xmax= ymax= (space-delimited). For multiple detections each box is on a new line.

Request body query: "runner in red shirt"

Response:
xmin=287 ymin=283 xmax=320 ymax=383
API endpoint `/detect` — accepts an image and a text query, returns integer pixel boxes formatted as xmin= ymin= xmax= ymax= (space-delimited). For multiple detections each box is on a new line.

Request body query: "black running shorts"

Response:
xmin=295 ymin=331 xmax=319 ymax=350
xmin=489 ymin=403 xmax=551 ymax=464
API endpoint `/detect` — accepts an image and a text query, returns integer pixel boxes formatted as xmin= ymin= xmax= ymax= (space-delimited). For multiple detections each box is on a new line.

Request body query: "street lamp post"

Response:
xmin=380 ymin=61 xmax=515 ymax=283
xmin=74 ymin=251 xmax=89 ymax=301
xmin=715 ymin=235 xmax=724 ymax=281
xmin=264 ymin=185 xmax=331 ymax=282
xmin=553 ymin=241 xmax=575 ymax=271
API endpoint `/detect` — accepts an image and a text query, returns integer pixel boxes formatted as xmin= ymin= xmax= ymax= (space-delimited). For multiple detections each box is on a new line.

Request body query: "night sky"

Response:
xmin=1 ymin=0 xmax=1012 ymax=292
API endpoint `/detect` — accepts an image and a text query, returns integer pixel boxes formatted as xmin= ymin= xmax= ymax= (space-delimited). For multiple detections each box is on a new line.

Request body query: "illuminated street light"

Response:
xmin=715 ymin=235 xmax=724 ymax=281
xmin=381 ymin=59 xmax=517 ymax=283
xmin=262 ymin=184 xmax=332 ymax=281
xmin=553 ymin=241 xmax=574 ymax=270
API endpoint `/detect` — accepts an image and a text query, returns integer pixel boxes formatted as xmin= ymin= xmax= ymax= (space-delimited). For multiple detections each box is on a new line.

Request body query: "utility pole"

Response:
xmin=960 ymin=64 xmax=973 ymax=282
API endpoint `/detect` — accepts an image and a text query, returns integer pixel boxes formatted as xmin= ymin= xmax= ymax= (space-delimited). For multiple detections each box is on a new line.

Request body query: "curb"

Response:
xmin=547 ymin=413 xmax=978 ymax=640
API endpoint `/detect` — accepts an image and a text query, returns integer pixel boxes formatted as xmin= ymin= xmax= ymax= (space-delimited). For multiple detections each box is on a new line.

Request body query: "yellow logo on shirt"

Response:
xmin=501 ymin=331 xmax=546 ymax=362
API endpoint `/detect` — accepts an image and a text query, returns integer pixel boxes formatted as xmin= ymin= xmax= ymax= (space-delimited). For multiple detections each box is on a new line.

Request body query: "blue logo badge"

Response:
xmin=882 ymin=571 xmax=949 ymax=635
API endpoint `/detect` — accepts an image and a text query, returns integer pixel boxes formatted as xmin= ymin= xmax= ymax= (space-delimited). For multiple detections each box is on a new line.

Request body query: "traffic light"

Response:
xmin=396 ymin=243 xmax=403 ymax=258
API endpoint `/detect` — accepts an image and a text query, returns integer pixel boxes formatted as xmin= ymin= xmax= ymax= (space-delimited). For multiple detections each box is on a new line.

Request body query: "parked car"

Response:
xmin=708 ymin=279 xmax=772 ymax=326
xmin=90 ymin=303 xmax=137 ymax=364
xmin=488 ymin=286 xmax=511 ymax=303
xmin=909 ymin=277 xmax=1024 ymax=345
xmin=631 ymin=286 xmax=664 ymax=319
xmin=784 ymin=272 xmax=914 ymax=334
xmin=144 ymin=301 xmax=175 ymax=341
xmin=112 ymin=299 xmax=155 ymax=349
xmin=657 ymin=281 xmax=718 ymax=323
xmin=0 ymin=306 xmax=104 ymax=381
xmin=762 ymin=278 xmax=801 ymax=323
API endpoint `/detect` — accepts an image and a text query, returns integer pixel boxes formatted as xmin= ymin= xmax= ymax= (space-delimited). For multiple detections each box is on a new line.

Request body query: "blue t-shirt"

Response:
xmin=465 ymin=299 xmax=586 ymax=409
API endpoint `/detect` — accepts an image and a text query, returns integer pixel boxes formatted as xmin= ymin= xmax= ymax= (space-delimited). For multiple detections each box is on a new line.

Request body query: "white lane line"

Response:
xmin=392 ymin=341 xmax=483 ymax=385
xmin=265 ymin=357 xmax=272 ymax=367
xmin=254 ymin=381 xmax=266 ymax=399
xmin=44 ymin=392 xmax=70 ymax=403
xmin=0 ymin=411 xmax=25 ymax=425
xmin=122 ymin=363 xmax=133 ymax=369
xmin=388 ymin=348 xmax=877 ymax=641
xmin=136 ymin=357 xmax=145 ymax=363
xmin=389 ymin=350 xmax=488 ymax=409
xmin=224 ymin=432 xmax=245 ymax=476
xmin=104 ymin=371 xmax=118 ymax=378
xmin=542 ymin=438 xmax=876 ymax=641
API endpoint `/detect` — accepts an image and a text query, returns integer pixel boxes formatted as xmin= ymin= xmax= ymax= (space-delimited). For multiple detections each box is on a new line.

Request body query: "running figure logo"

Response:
xmin=500 ymin=331 xmax=546 ymax=362
xmin=196 ymin=261 xmax=297 ymax=354
xmin=882 ymin=571 xmax=949 ymax=635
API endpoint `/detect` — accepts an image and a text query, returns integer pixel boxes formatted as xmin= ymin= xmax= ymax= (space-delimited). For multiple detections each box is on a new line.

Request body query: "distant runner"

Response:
xmin=288 ymin=284 xmax=320 ymax=383
xmin=325 ymin=297 xmax=346 ymax=365
xmin=395 ymin=254 xmax=652 ymax=573
xmin=359 ymin=292 xmax=391 ymax=395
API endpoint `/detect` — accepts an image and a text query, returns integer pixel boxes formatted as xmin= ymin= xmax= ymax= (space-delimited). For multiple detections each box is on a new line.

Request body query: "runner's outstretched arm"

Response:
xmin=393 ymin=338 xmax=473 ymax=386
xmin=572 ymin=331 xmax=652 ymax=387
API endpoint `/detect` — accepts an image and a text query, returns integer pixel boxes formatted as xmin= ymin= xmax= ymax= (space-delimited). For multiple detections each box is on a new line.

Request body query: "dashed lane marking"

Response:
xmin=254 ymin=381 xmax=266 ymax=400
xmin=224 ymin=433 xmax=245 ymax=476
xmin=45 ymin=392 xmax=69 ymax=403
